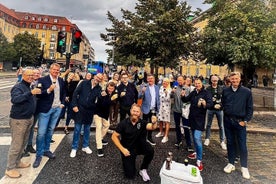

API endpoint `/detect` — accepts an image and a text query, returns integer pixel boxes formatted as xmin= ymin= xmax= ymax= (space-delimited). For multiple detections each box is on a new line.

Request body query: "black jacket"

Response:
xmin=181 ymin=87 xmax=213 ymax=131
xmin=10 ymin=80 xmax=36 ymax=119
xmin=222 ymin=85 xmax=253 ymax=122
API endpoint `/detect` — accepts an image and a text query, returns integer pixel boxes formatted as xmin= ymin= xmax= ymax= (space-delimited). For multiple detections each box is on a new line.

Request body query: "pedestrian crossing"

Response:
xmin=0 ymin=134 xmax=65 ymax=183
xmin=0 ymin=80 xmax=16 ymax=90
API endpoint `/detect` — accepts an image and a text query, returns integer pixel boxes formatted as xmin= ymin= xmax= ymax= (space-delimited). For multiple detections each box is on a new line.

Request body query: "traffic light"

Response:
xmin=71 ymin=30 xmax=82 ymax=54
xmin=57 ymin=31 xmax=67 ymax=53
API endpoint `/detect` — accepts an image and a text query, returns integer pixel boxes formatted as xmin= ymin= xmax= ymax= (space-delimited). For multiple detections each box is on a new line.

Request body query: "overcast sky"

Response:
xmin=1 ymin=0 xmax=211 ymax=62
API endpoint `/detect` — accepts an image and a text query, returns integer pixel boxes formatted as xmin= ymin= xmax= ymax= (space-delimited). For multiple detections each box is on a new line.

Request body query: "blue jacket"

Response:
xmin=222 ymin=85 xmax=253 ymax=122
xmin=71 ymin=80 xmax=102 ymax=124
xmin=10 ymin=80 xmax=36 ymax=119
xmin=36 ymin=75 xmax=66 ymax=114
xmin=139 ymin=84 xmax=160 ymax=114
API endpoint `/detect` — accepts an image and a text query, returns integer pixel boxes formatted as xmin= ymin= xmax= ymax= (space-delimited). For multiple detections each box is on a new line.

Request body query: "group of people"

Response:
xmin=6 ymin=64 xmax=253 ymax=181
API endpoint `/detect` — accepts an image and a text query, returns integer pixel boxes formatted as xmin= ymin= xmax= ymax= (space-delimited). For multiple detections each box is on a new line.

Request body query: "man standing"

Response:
xmin=24 ymin=68 xmax=42 ymax=156
xmin=204 ymin=75 xmax=227 ymax=150
xmin=33 ymin=63 xmax=66 ymax=168
xmin=6 ymin=69 xmax=41 ymax=178
xmin=112 ymin=104 xmax=157 ymax=182
xmin=117 ymin=72 xmax=138 ymax=121
xmin=222 ymin=72 xmax=253 ymax=179
xmin=139 ymin=74 xmax=160 ymax=145
xmin=171 ymin=75 xmax=193 ymax=151
xmin=69 ymin=73 xmax=102 ymax=158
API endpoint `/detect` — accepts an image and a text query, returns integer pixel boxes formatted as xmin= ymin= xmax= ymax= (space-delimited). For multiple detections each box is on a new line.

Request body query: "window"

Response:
xmin=44 ymin=18 xmax=48 ymax=22
xmin=35 ymin=32 xmax=38 ymax=38
xmin=36 ymin=24 xmax=40 ymax=29
xmin=32 ymin=17 xmax=35 ymax=21
xmin=24 ymin=16 xmax=29 ymax=20
xmin=49 ymin=52 xmax=55 ymax=59
xmin=42 ymin=32 xmax=46 ymax=38
xmin=29 ymin=23 xmax=33 ymax=28
xmin=51 ymin=34 xmax=56 ymax=39
xmin=50 ymin=43 xmax=55 ymax=49
xmin=38 ymin=17 xmax=42 ymax=21
xmin=54 ymin=19 xmax=58 ymax=23
xmin=62 ymin=26 xmax=66 ymax=31
xmin=22 ymin=23 xmax=27 ymax=28
xmin=51 ymin=25 xmax=57 ymax=31
xmin=42 ymin=24 xmax=47 ymax=29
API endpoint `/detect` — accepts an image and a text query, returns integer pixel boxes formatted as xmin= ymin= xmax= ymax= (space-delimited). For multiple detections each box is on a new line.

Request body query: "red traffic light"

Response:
xmin=73 ymin=30 xmax=82 ymax=39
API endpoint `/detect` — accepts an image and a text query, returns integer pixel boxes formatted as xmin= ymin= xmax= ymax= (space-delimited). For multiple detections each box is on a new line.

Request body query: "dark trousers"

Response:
xmin=109 ymin=102 xmax=119 ymax=129
xmin=142 ymin=112 xmax=153 ymax=140
xmin=121 ymin=142 xmax=154 ymax=179
xmin=173 ymin=112 xmax=192 ymax=147
xmin=120 ymin=105 xmax=131 ymax=122
xmin=224 ymin=116 xmax=248 ymax=167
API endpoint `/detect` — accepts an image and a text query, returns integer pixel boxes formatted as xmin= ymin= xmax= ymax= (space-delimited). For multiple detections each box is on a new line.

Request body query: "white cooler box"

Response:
xmin=160 ymin=161 xmax=203 ymax=184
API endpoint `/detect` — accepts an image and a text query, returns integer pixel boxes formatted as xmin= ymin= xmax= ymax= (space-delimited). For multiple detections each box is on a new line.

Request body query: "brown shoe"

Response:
xmin=5 ymin=169 xmax=21 ymax=178
xmin=17 ymin=161 xmax=31 ymax=168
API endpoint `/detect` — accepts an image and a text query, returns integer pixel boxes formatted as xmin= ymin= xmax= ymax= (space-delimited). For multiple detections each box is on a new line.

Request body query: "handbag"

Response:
xmin=182 ymin=103 xmax=190 ymax=119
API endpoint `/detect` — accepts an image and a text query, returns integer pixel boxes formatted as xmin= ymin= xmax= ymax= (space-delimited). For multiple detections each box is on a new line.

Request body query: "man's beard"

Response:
xmin=130 ymin=115 xmax=139 ymax=123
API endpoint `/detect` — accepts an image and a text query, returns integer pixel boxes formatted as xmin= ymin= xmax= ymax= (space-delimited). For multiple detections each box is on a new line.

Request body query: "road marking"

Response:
xmin=0 ymin=134 xmax=65 ymax=183
xmin=0 ymin=85 xmax=15 ymax=90
xmin=0 ymin=137 xmax=11 ymax=145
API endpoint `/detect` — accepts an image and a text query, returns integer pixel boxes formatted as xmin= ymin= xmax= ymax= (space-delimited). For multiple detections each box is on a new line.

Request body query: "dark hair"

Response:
xmin=107 ymin=81 xmax=116 ymax=88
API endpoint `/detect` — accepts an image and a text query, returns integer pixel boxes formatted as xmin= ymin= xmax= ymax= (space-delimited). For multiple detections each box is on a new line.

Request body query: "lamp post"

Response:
xmin=273 ymin=68 xmax=276 ymax=110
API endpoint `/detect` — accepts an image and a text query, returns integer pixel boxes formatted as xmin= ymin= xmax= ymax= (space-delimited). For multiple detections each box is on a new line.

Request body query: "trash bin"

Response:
xmin=160 ymin=161 xmax=203 ymax=184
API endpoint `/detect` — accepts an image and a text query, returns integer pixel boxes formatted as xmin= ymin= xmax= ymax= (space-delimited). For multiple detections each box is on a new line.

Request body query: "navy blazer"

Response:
xmin=36 ymin=75 xmax=66 ymax=114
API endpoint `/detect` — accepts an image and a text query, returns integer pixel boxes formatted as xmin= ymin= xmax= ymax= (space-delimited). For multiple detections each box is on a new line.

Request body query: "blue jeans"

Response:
xmin=224 ymin=116 xmax=248 ymax=167
xmin=205 ymin=110 xmax=225 ymax=142
xmin=36 ymin=107 xmax=62 ymax=157
xmin=192 ymin=129 xmax=203 ymax=161
xmin=72 ymin=123 xmax=92 ymax=150
xmin=173 ymin=112 xmax=192 ymax=147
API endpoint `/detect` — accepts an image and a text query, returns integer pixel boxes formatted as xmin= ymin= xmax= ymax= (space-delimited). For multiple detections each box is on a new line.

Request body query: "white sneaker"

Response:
xmin=221 ymin=142 xmax=227 ymax=150
xmin=224 ymin=163 xmax=235 ymax=173
xmin=204 ymin=139 xmax=210 ymax=146
xmin=161 ymin=136 xmax=168 ymax=143
xmin=82 ymin=147 xmax=92 ymax=154
xmin=70 ymin=149 xmax=76 ymax=158
xmin=241 ymin=167 xmax=250 ymax=179
xmin=139 ymin=169 xmax=150 ymax=181
xmin=155 ymin=132 xmax=164 ymax=138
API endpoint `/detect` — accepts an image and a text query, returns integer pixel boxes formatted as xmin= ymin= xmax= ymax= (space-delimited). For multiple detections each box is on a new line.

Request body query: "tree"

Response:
xmin=101 ymin=0 xmax=201 ymax=74
xmin=202 ymin=0 xmax=276 ymax=81
xmin=13 ymin=31 xmax=41 ymax=66
xmin=0 ymin=32 xmax=16 ymax=63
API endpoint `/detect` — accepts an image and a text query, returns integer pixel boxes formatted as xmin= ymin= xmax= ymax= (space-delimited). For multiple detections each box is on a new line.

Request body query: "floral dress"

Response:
xmin=157 ymin=86 xmax=172 ymax=122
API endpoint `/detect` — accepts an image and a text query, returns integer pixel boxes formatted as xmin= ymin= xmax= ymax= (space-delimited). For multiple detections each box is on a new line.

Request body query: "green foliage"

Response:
xmin=202 ymin=0 xmax=276 ymax=70
xmin=101 ymin=0 xmax=201 ymax=70
xmin=0 ymin=32 xmax=16 ymax=62
xmin=13 ymin=31 xmax=41 ymax=66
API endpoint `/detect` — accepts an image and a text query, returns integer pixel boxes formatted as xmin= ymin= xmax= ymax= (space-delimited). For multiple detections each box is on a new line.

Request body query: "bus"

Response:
xmin=87 ymin=61 xmax=117 ymax=75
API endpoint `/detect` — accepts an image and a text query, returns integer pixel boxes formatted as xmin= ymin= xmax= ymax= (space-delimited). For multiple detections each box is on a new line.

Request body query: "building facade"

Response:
xmin=0 ymin=3 xmax=94 ymax=69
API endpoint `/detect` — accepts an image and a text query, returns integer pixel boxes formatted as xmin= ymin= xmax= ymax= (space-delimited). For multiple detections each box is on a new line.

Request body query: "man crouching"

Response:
xmin=112 ymin=104 xmax=157 ymax=182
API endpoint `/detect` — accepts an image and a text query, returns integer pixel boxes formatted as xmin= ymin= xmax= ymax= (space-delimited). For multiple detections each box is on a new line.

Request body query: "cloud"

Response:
xmin=1 ymin=0 xmax=210 ymax=62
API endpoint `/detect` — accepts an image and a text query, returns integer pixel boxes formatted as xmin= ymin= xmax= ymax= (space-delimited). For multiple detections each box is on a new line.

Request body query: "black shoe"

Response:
xmin=26 ymin=145 xmax=36 ymax=153
xmin=102 ymin=140 xmax=108 ymax=146
xmin=22 ymin=150 xmax=30 ymax=157
xmin=187 ymin=147 xmax=194 ymax=152
xmin=147 ymin=138 xmax=156 ymax=146
xmin=44 ymin=151 xmax=56 ymax=159
xmin=64 ymin=129 xmax=69 ymax=135
xmin=50 ymin=140 xmax=55 ymax=144
xmin=97 ymin=149 xmax=104 ymax=157
xmin=174 ymin=142 xmax=182 ymax=147
xmin=33 ymin=156 xmax=42 ymax=168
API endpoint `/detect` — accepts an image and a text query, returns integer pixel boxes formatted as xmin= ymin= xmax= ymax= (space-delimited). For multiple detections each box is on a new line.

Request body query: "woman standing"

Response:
xmin=181 ymin=78 xmax=213 ymax=171
xmin=156 ymin=78 xmax=172 ymax=143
